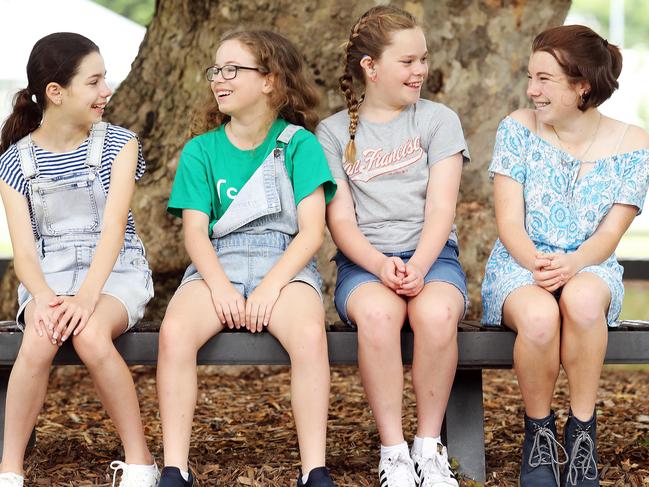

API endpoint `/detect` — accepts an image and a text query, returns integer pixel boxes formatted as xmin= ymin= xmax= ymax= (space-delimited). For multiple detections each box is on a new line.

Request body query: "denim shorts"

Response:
xmin=179 ymin=231 xmax=323 ymax=299
xmin=17 ymin=233 xmax=153 ymax=330
xmin=333 ymin=240 xmax=468 ymax=326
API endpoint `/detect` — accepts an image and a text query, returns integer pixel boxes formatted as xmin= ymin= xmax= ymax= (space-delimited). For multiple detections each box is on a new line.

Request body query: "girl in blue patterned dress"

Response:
xmin=0 ymin=34 xmax=158 ymax=486
xmin=481 ymin=26 xmax=649 ymax=487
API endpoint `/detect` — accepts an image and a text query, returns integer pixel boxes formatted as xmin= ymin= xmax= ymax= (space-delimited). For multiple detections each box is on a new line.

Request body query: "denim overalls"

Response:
xmin=15 ymin=122 xmax=153 ymax=329
xmin=180 ymin=124 xmax=323 ymax=298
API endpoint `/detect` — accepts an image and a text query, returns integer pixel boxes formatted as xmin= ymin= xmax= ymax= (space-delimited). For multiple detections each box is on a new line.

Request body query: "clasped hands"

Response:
xmin=32 ymin=291 xmax=97 ymax=346
xmin=532 ymin=251 xmax=579 ymax=292
xmin=379 ymin=256 xmax=425 ymax=297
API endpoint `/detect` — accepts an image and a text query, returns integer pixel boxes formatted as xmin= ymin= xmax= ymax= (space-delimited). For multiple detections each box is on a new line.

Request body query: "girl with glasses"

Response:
xmin=317 ymin=6 xmax=469 ymax=487
xmin=157 ymin=30 xmax=337 ymax=487
xmin=0 ymin=33 xmax=157 ymax=486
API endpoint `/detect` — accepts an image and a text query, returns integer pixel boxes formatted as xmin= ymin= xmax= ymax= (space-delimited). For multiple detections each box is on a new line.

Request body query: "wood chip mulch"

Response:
xmin=20 ymin=366 xmax=649 ymax=486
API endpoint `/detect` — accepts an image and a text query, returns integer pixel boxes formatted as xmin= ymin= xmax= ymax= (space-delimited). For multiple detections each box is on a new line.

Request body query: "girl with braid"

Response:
xmin=316 ymin=6 xmax=469 ymax=487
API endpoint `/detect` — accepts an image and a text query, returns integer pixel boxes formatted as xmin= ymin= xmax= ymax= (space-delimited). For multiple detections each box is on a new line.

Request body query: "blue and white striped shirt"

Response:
xmin=0 ymin=123 xmax=145 ymax=238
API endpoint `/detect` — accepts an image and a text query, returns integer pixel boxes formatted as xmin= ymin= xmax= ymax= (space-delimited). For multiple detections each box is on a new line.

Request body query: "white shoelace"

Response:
xmin=380 ymin=451 xmax=417 ymax=486
xmin=416 ymin=448 xmax=458 ymax=487
xmin=110 ymin=461 xmax=159 ymax=487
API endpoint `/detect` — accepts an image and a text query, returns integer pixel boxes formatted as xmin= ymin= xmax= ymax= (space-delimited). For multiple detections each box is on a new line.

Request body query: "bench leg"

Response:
xmin=444 ymin=369 xmax=486 ymax=483
xmin=0 ymin=366 xmax=36 ymax=458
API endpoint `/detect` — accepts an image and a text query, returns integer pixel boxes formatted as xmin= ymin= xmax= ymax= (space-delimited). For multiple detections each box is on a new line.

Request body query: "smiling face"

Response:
xmin=526 ymin=50 xmax=589 ymax=123
xmin=210 ymin=39 xmax=271 ymax=119
xmin=369 ymin=27 xmax=428 ymax=108
xmin=56 ymin=51 xmax=112 ymax=125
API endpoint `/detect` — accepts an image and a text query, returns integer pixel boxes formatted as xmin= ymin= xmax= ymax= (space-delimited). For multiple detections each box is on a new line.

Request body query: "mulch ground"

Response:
xmin=20 ymin=365 xmax=649 ymax=486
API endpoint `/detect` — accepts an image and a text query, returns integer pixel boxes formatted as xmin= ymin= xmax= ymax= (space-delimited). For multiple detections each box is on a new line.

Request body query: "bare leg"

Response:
xmin=503 ymin=285 xmax=561 ymax=419
xmin=347 ymin=283 xmax=407 ymax=446
xmin=157 ymin=281 xmax=224 ymax=470
xmin=0 ymin=302 xmax=59 ymax=474
xmin=559 ymin=273 xmax=609 ymax=421
xmin=267 ymin=282 xmax=330 ymax=474
xmin=408 ymin=282 xmax=463 ymax=438
xmin=71 ymin=295 xmax=152 ymax=465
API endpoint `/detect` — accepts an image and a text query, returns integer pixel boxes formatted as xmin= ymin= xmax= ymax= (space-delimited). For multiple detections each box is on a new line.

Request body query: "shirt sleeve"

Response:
xmin=488 ymin=117 xmax=529 ymax=185
xmin=167 ymin=138 xmax=214 ymax=219
xmin=315 ymin=121 xmax=349 ymax=182
xmin=105 ymin=125 xmax=146 ymax=181
xmin=288 ymin=130 xmax=337 ymax=206
xmin=614 ymin=150 xmax=649 ymax=215
xmin=0 ymin=146 xmax=27 ymax=195
xmin=425 ymin=104 xmax=470 ymax=166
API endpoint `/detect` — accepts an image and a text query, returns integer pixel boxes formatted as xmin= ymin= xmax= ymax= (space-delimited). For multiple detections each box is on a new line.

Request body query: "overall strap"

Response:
xmin=276 ymin=124 xmax=303 ymax=145
xmin=86 ymin=121 xmax=108 ymax=168
xmin=15 ymin=135 xmax=39 ymax=179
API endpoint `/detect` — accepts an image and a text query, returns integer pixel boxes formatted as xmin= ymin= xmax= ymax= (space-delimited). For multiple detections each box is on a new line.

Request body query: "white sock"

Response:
xmin=179 ymin=469 xmax=190 ymax=481
xmin=412 ymin=435 xmax=441 ymax=457
xmin=380 ymin=441 xmax=409 ymax=461
xmin=301 ymin=472 xmax=309 ymax=484
xmin=126 ymin=463 xmax=157 ymax=473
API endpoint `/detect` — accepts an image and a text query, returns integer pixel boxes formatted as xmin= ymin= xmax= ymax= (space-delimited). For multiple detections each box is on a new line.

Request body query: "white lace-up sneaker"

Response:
xmin=0 ymin=472 xmax=24 ymax=487
xmin=411 ymin=440 xmax=458 ymax=487
xmin=378 ymin=450 xmax=418 ymax=487
xmin=110 ymin=460 xmax=160 ymax=487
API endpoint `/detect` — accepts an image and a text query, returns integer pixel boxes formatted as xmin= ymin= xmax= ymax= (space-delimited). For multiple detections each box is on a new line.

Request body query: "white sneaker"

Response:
xmin=378 ymin=450 xmax=418 ymax=487
xmin=110 ymin=460 xmax=160 ymax=487
xmin=411 ymin=440 xmax=459 ymax=487
xmin=0 ymin=472 xmax=23 ymax=487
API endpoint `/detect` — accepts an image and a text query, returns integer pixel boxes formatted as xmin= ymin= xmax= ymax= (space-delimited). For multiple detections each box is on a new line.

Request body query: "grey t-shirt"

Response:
xmin=316 ymin=99 xmax=470 ymax=253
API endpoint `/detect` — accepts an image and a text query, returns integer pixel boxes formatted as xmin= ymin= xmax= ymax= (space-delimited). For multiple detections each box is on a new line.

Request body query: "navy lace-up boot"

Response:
xmin=519 ymin=411 xmax=567 ymax=487
xmin=561 ymin=410 xmax=599 ymax=486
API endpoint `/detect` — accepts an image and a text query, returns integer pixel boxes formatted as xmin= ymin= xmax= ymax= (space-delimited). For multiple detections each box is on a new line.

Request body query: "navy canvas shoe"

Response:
xmin=297 ymin=466 xmax=337 ymax=487
xmin=561 ymin=410 xmax=599 ymax=486
xmin=158 ymin=466 xmax=194 ymax=487
xmin=519 ymin=411 xmax=566 ymax=487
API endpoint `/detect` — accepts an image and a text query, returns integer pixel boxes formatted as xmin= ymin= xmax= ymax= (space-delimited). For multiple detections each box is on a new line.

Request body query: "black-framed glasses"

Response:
xmin=204 ymin=64 xmax=266 ymax=81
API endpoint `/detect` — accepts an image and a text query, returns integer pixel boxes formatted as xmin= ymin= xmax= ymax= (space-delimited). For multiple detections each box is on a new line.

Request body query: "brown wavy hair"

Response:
xmin=533 ymin=25 xmax=622 ymax=111
xmin=340 ymin=6 xmax=417 ymax=163
xmin=190 ymin=30 xmax=321 ymax=137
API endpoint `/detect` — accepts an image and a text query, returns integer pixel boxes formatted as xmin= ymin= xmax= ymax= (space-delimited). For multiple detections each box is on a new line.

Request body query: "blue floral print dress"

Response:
xmin=481 ymin=116 xmax=649 ymax=326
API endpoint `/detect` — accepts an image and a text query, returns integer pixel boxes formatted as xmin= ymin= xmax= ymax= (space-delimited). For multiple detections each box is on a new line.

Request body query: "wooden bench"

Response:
xmin=1 ymin=320 xmax=648 ymax=483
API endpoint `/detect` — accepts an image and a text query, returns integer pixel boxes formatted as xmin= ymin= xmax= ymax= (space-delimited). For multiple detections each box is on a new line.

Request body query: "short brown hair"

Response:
xmin=190 ymin=30 xmax=320 ymax=137
xmin=532 ymin=25 xmax=622 ymax=111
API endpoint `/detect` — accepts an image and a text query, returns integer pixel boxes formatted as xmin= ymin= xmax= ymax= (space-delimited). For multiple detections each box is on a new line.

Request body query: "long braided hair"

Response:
xmin=340 ymin=6 xmax=417 ymax=163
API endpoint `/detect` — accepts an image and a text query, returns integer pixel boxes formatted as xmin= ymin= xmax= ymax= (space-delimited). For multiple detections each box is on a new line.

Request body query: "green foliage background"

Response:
xmin=91 ymin=0 xmax=155 ymax=26
xmin=572 ymin=0 xmax=649 ymax=48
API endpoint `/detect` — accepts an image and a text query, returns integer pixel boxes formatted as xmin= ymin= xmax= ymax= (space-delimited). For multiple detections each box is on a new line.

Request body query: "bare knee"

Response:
xmin=560 ymin=287 xmax=607 ymax=331
xmin=355 ymin=306 xmax=404 ymax=351
xmin=16 ymin=330 xmax=57 ymax=370
xmin=286 ymin=321 xmax=327 ymax=363
xmin=514 ymin=307 xmax=560 ymax=349
xmin=158 ymin=315 xmax=199 ymax=363
xmin=410 ymin=302 xmax=458 ymax=349
xmin=71 ymin=324 xmax=114 ymax=368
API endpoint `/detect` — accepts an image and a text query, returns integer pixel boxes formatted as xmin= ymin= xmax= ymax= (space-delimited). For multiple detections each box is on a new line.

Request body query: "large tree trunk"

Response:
xmin=0 ymin=0 xmax=571 ymax=322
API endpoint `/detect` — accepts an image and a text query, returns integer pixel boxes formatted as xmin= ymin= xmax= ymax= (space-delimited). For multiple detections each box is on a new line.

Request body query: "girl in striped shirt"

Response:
xmin=0 ymin=33 xmax=158 ymax=487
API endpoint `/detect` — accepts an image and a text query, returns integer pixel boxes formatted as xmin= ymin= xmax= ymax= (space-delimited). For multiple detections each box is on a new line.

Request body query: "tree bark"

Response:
xmin=0 ymin=0 xmax=571 ymax=322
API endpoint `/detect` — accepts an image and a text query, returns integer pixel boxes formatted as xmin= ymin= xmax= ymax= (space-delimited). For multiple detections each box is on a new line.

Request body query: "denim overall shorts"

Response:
xmin=179 ymin=124 xmax=323 ymax=298
xmin=14 ymin=122 xmax=153 ymax=329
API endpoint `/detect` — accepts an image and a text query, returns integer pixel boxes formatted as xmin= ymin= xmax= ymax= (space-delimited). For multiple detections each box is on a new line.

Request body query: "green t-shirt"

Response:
xmin=167 ymin=119 xmax=337 ymax=236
